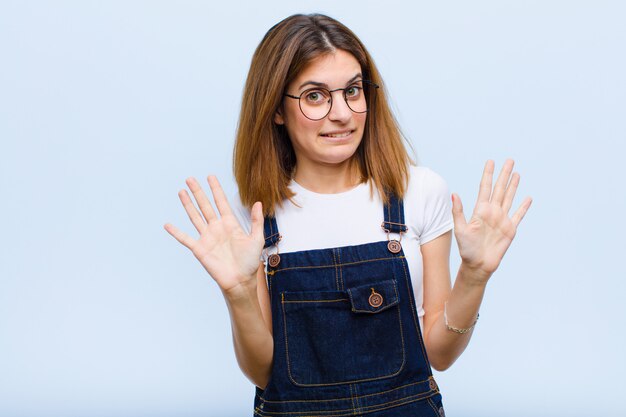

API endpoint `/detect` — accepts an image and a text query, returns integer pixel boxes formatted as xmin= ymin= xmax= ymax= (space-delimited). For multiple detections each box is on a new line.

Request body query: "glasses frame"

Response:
xmin=284 ymin=79 xmax=379 ymax=121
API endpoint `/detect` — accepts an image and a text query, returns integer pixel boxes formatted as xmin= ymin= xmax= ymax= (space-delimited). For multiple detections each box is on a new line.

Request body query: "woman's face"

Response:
xmin=275 ymin=49 xmax=367 ymax=172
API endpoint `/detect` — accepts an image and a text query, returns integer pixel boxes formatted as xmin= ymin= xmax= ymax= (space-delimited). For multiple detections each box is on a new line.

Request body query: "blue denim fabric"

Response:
xmin=255 ymin=195 xmax=444 ymax=416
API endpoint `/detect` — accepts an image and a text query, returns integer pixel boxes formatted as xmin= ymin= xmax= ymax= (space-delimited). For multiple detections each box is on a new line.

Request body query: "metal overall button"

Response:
xmin=387 ymin=240 xmax=402 ymax=253
xmin=268 ymin=253 xmax=280 ymax=267
xmin=429 ymin=378 xmax=438 ymax=390
xmin=264 ymin=234 xmax=282 ymax=268
xmin=368 ymin=288 xmax=383 ymax=308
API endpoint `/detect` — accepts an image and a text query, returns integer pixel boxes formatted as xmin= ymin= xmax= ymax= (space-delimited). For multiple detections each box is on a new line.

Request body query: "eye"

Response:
xmin=304 ymin=89 xmax=329 ymax=104
xmin=345 ymin=85 xmax=362 ymax=99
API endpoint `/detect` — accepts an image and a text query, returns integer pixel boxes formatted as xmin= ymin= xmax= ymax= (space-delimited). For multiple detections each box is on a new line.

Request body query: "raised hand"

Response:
xmin=451 ymin=159 xmax=532 ymax=283
xmin=164 ymin=176 xmax=265 ymax=296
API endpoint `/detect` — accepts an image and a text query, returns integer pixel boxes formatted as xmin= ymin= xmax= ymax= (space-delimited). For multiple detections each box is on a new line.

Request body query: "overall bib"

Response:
xmin=254 ymin=195 xmax=445 ymax=417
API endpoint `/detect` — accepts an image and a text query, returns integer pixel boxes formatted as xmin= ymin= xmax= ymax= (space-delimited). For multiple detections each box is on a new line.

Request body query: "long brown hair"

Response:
xmin=233 ymin=13 xmax=414 ymax=216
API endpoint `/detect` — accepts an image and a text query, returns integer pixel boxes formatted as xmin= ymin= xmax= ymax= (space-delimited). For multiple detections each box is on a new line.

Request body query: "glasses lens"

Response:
xmin=297 ymin=84 xmax=371 ymax=120
xmin=344 ymin=85 xmax=368 ymax=113
xmin=299 ymin=88 xmax=331 ymax=120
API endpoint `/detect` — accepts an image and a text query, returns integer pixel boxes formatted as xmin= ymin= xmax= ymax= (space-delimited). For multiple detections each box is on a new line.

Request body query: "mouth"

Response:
xmin=320 ymin=129 xmax=355 ymax=139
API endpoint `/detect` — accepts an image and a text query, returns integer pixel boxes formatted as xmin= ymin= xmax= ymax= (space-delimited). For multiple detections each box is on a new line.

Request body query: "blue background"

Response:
xmin=1 ymin=1 xmax=624 ymax=416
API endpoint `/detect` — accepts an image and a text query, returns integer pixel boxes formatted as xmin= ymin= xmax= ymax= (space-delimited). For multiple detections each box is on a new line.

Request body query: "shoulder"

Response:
xmin=406 ymin=165 xmax=450 ymax=199
xmin=404 ymin=165 xmax=453 ymax=244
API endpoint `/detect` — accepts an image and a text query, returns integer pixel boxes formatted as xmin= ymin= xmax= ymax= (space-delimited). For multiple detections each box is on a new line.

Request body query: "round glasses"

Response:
xmin=284 ymin=80 xmax=379 ymax=121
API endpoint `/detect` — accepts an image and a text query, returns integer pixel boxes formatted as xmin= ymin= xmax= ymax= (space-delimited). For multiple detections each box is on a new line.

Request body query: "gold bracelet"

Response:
xmin=444 ymin=301 xmax=479 ymax=334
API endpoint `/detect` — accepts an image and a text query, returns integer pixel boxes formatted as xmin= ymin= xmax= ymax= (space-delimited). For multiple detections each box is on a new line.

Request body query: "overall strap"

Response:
xmin=263 ymin=216 xmax=281 ymax=249
xmin=382 ymin=193 xmax=408 ymax=234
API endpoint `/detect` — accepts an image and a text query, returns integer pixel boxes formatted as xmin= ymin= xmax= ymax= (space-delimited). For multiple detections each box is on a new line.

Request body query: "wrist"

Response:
xmin=444 ymin=301 xmax=479 ymax=334
xmin=222 ymin=275 xmax=258 ymax=303
xmin=457 ymin=262 xmax=492 ymax=287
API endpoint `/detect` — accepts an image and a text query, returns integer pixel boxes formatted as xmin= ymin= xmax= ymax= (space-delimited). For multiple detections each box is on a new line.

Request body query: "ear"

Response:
xmin=274 ymin=107 xmax=285 ymax=125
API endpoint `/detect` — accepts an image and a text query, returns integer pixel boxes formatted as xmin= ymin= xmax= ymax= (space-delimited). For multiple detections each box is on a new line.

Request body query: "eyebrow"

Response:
xmin=298 ymin=73 xmax=363 ymax=91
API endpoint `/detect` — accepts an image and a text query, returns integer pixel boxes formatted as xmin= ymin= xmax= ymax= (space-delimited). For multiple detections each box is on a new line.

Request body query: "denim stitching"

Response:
xmin=353 ymin=383 xmax=361 ymax=416
xmin=264 ymin=215 xmax=281 ymax=249
xmin=256 ymin=376 xmax=434 ymax=403
xmin=348 ymin=280 xmax=399 ymax=313
xmin=382 ymin=223 xmax=408 ymax=234
xmin=263 ymin=217 xmax=269 ymax=248
xmin=284 ymin=336 xmax=406 ymax=387
xmin=389 ymin=197 xmax=398 ymax=229
xmin=382 ymin=221 xmax=408 ymax=233
xmin=281 ymin=292 xmax=406 ymax=387
xmin=382 ymin=195 xmax=394 ymax=232
xmin=393 ymin=280 xmax=407 ymax=378
xmin=349 ymin=384 xmax=356 ymax=415
xmin=349 ymin=301 xmax=399 ymax=314
xmin=269 ymin=216 xmax=273 ymax=239
xmin=254 ymin=390 xmax=439 ymax=416
xmin=394 ymin=196 xmax=398 ymax=225
xmin=269 ymin=256 xmax=405 ymax=274
xmin=283 ymin=299 xmax=348 ymax=303
xmin=397 ymin=196 xmax=401 ymax=227
xmin=382 ymin=220 xmax=406 ymax=228
xmin=280 ymin=292 xmax=295 ymax=390
xmin=427 ymin=398 xmax=440 ymax=416
xmin=259 ymin=198 xmax=439 ymax=413
xmin=400 ymin=252 xmax=433 ymax=366
xmin=267 ymin=217 xmax=276 ymax=247
xmin=332 ymin=249 xmax=340 ymax=291
xmin=398 ymin=249 xmax=431 ymax=367
xmin=338 ymin=249 xmax=344 ymax=290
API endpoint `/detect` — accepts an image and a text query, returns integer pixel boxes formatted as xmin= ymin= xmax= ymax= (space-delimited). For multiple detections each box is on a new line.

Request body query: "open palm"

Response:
xmin=164 ymin=176 xmax=264 ymax=294
xmin=452 ymin=160 xmax=532 ymax=281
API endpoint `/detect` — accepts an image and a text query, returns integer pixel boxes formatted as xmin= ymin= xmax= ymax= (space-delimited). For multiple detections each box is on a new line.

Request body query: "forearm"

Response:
xmin=223 ymin=281 xmax=274 ymax=388
xmin=424 ymin=263 xmax=488 ymax=371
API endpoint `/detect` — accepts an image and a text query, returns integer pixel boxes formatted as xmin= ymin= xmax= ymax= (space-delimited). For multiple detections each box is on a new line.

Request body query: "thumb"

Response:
xmin=451 ymin=193 xmax=467 ymax=230
xmin=250 ymin=201 xmax=264 ymax=242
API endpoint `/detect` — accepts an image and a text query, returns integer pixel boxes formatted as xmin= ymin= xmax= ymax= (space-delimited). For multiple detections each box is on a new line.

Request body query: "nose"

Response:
xmin=327 ymin=90 xmax=352 ymax=123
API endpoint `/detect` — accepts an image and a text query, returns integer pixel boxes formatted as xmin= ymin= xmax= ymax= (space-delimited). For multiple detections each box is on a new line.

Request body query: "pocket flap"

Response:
xmin=347 ymin=279 xmax=399 ymax=314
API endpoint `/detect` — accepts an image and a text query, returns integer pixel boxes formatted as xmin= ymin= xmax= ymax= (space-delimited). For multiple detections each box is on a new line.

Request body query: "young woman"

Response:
xmin=164 ymin=13 xmax=531 ymax=417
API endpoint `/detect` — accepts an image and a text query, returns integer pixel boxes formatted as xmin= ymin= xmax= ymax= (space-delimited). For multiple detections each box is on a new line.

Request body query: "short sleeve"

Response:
xmin=408 ymin=167 xmax=454 ymax=245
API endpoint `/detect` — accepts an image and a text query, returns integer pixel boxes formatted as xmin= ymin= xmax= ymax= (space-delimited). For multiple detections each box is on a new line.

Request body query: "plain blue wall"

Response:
xmin=1 ymin=1 xmax=624 ymax=416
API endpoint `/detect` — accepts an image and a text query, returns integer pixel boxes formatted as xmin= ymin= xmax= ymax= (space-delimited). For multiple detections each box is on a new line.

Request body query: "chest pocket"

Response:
xmin=280 ymin=279 xmax=405 ymax=386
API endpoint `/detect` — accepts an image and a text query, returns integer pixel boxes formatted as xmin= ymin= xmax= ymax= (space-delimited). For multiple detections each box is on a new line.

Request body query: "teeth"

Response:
xmin=323 ymin=131 xmax=352 ymax=138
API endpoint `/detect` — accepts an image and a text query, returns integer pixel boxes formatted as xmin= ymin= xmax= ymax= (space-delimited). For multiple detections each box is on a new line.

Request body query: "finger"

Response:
xmin=502 ymin=172 xmax=520 ymax=214
xmin=179 ymin=189 xmax=206 ymax=233
xmin=491 ymin=159 xmax=514 ymax=205
xmin=451 ymin=193 xmax=467 ymax=230
xmin=186 ymin=177 xmax=217 ymax=223
xmin=164 ymin=223 xmax=196 ymax=250
xmin=207 ymin=175 xmax=233 ymax=216
xmin=511 ymin=197 xmax=533 ymax=227
xmin=477 ymin=160 xmax=495 ymax=203
xmin=250 ymin=201 xmax=264 ymax=241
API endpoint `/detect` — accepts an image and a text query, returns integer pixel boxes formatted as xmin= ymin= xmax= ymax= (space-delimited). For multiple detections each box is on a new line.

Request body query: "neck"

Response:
xmin=293 ymin=160 xmax=362 ymax=194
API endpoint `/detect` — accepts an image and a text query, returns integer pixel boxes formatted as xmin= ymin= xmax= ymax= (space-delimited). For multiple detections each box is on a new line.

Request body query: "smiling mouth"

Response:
xmin=320 ymin=130 xmax=355 ymax=138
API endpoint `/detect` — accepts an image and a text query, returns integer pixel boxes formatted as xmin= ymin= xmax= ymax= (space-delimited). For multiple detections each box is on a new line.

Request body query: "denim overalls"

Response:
xmin=253 ymin=194 xmax=445 ymax=417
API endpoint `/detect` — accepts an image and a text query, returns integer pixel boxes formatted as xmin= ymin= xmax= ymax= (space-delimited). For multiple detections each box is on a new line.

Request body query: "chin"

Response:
xmin=317 ymin=149 xmax=360 ymax=165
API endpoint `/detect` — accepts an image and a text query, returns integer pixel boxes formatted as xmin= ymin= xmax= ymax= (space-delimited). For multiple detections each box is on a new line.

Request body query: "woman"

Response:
xmin=164 ymin=13 xmax=531 ymax=416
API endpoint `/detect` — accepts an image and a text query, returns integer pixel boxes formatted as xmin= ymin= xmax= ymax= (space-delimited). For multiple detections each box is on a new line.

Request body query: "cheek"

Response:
xmin=286 ymin=113 xmax=322 ymax=140
xmin=355 ymin=113 xmax=368 ymax=135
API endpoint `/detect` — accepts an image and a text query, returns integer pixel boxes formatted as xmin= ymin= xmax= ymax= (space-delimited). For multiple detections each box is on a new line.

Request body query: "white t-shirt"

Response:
xmin=232 ymin=165 xmax=454 ymax=328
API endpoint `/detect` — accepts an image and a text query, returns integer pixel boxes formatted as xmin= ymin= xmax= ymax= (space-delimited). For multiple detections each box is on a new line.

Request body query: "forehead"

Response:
xmin=292 ymin=49 xmax=362 ymax=89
